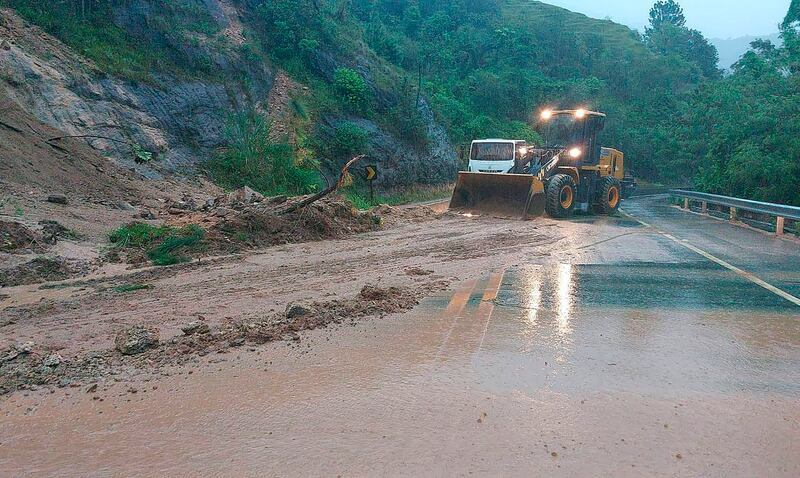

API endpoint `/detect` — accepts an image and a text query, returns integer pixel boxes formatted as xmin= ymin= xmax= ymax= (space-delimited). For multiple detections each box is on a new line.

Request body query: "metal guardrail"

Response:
xmin=670 ymin=189 xmax=800 ymax=236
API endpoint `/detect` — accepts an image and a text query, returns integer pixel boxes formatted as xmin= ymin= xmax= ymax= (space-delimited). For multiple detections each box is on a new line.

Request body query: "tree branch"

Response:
xmin=279 ymin=155 xmax=366 ymax=215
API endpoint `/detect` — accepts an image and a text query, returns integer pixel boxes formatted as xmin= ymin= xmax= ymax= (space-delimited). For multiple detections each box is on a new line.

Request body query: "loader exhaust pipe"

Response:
xmin=449 ymin=172 xmax=546 ymax=219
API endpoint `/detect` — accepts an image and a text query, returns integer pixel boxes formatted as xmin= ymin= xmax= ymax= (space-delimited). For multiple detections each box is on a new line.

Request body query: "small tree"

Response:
xmin=333 ymin=68 xmax=369 ymax=113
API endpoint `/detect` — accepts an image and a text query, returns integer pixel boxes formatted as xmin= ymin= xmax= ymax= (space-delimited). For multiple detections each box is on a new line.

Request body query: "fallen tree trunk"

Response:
xmin=280 ymin=155 xmax=366 ymax=215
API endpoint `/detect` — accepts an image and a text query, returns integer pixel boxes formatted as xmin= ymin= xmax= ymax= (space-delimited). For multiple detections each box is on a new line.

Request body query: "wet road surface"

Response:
xmin=2 ymin=195 xmax=799 ymax=476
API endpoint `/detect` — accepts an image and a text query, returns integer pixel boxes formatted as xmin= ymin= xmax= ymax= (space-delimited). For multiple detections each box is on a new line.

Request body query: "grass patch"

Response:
xmin=345 ymin=183 xmax=453 ymax=210
xmin=205 ymin=112 xmax=321 ymax=197
xmin=112 ymin=283 xmax=154 ymax=293
xmin=109 ymin=223 xmax=205 ymax=266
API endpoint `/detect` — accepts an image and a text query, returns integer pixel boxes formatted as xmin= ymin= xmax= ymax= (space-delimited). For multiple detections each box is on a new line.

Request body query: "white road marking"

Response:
xmin=621 ymin=210 xmax=800 ymax=307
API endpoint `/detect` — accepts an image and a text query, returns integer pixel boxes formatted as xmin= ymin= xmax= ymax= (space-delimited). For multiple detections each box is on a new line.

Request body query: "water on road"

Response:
xmin=2 ymin=196 xmax=799 ymax=476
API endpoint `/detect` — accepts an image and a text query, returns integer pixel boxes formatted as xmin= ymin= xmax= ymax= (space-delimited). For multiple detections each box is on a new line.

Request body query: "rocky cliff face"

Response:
xmin=0 ymin=1 xmax=457 ymax=188
xmin=0 ymin=3 xmax=272 ymax=178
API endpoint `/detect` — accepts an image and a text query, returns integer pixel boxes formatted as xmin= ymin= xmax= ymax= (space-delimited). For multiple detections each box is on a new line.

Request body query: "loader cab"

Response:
xmin=468 ymin=140 xmax=528 ymax=173
xmin=537 ymin=109 xmax=605 ymax=166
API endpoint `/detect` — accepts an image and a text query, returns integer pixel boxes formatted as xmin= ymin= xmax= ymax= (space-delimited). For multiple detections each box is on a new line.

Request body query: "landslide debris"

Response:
xmin=0 ymin=257 xmax=87 ymax=287
xmin=0 ymin=281 xmax=448 ymax=395
xmin=110 ymin=191 xmax=384 ymax=266
xmin=0 ymin=220 xmax=42 ymax=253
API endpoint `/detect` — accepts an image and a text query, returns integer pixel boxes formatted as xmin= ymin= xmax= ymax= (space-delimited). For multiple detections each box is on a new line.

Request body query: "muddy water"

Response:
xmin=3 ymin=256 xmax=799 ymax=476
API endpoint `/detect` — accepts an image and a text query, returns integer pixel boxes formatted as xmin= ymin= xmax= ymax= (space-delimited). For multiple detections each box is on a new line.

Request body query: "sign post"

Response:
xmin=365 ymin=164 xmax=378 ymax=203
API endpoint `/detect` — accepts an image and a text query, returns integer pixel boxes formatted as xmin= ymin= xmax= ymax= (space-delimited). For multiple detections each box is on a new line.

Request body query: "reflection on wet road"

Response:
xmin=2 ymin=196 xmax=799 ymax=476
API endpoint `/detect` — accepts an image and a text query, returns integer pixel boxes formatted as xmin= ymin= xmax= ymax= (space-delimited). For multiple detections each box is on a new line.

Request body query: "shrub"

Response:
xmin=146 ymin=225 xmax=204 ymax=266
xmin=206 ymin=112 xmax=319 ymax=196
xmin=333 ymin=68 xmax=369 ymax=113
xmin=109 ymin=223 xmax=205 ymax=266
xmin=331 ymin=122 xmax=369 ymax=158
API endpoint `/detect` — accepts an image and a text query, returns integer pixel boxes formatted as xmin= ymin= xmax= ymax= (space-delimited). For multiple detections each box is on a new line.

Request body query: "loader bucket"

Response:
xmin=449 ymin=172 xmax=546 ymax=219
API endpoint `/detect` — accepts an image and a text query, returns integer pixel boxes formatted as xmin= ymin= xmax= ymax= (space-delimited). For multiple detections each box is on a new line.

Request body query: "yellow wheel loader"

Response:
xmin=449 ymin=109 xmax=636 ymax=219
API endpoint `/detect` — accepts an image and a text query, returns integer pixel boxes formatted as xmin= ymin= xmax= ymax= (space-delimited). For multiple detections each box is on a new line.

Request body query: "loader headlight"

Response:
xmin=540 ymin=109 xmax=553 ymax=120
xmin=569 ymin=147 xmax=582 ymax=158
xmin=575 ymin=109 xmax=587 ymax=119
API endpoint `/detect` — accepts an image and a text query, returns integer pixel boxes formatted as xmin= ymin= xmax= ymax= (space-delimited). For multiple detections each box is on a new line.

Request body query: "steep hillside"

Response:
xmin=1 ymin=0 xmax=796 ymax=205
xmin=0 ymin=1 xmax=457 ymax=193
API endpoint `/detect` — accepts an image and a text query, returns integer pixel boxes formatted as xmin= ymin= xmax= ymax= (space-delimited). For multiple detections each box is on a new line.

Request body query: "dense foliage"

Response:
xmin=205 ymin=113 xmax=320 ymax=196
xmin=3 ymin=0 xmax=798 ymax=204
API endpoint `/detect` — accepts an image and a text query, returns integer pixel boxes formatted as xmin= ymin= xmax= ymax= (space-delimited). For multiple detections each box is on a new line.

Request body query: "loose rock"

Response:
xmin=228 ymin=186 xmax=264 ymax=204
xmin=43 ymin=354 xmax=63 ymax=368
xmin=46 ymin=194 xmax=68 ymax=205
xmin=181 ymin=321 xmax=210 ymax=336
xmin=114 ymin=326 xmax=159 ymax=355
xmin=285 ymin=301 xmax=318 ymax=319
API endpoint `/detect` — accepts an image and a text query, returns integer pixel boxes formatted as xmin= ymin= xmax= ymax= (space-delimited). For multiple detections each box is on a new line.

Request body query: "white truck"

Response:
xmin=468 ymin=139 xmax=528 ymax=174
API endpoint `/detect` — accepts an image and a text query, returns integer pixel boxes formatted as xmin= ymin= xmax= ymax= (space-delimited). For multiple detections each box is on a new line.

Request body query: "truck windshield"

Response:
xmin=538 ymin=116 xmax=586 ymax=148
xmin=471 ymin=143 xmax=514 ymax=161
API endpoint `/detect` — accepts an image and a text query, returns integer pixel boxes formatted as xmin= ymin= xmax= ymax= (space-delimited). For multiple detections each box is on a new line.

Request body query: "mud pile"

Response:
xmin=0 ymin=281 xmax=448 ymax=394
xmin=154 ymin=192 xmax=383 ymax=259
xmin=0 ymin=257 xmax=87 ymax=287
xmin=212 ymin=198 xmax=382 ymax=250
xmin=0 ymin=221 xmax=42 ymax=253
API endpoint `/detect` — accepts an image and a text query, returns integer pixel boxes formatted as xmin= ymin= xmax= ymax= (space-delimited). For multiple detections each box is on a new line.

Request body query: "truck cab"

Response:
xmin=468 ymin=139 xmax=528 ymax=174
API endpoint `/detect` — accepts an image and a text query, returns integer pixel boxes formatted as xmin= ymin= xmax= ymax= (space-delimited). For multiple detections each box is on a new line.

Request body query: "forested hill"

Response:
xmin=1 ymin=0 xmax=798 ymax=205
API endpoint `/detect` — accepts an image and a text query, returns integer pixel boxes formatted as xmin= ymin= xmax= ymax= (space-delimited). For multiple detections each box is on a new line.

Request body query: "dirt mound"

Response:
xmin=0 ymin=281 xmax=448 ymax=394
xmin=213 ymin=197 xmax=381 ymax=249
xmin=116 ymin=194 xmax=383 ymax=266
xmin=0 ymin=95 xmax=146 ymax=202
xmin=0 ymin=220 xmax=42 ymax=253
xmin=0 ymin=257 xmax=87 ymax=287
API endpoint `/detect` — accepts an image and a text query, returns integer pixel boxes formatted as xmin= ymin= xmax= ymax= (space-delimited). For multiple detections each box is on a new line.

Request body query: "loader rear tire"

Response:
xmin=595 ymin=177 xmax=622 ymax=215
xmin=546 ymin=174 xmax=576 ymax=218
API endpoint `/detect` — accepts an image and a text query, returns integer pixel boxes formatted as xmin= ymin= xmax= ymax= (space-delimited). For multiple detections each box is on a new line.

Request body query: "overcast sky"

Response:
xmin=543 ymin=0 xmax=790 ymax=39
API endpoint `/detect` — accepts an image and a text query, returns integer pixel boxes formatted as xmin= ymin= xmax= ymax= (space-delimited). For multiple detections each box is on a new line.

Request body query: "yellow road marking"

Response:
xmin=621 ymin=210 xmax=800 ymax=307
xmin=477 ymin=272 xmax=505 ymax=352
xmin=435 ymin=279 xmax=480 ymax=361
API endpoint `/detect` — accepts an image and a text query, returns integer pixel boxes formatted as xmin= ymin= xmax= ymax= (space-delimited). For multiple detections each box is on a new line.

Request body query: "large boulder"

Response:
xmin=115 ymin=325 xmax=159 ymax=355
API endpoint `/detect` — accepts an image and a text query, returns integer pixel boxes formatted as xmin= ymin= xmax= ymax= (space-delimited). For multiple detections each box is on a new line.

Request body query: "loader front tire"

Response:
xmin=546 ymin=174 xmax=576 ymax=218
xmin=595 ymin=177 xmax=622 ymax=215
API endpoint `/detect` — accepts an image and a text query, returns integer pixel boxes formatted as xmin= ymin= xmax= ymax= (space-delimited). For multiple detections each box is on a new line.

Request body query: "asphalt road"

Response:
xmin=2 ymin=195 xmax=798 ymax=476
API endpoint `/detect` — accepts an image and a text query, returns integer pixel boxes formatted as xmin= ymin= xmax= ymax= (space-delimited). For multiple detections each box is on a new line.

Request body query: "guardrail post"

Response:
xmin=701 ymin=201 xmax=708 ymax=214
xmin=776 ymin=216 xmax=785 ymax=236
xmin=730 ymin=207 xmax=738 ymax=222
xmin=683 ymin=197 xmax=689 ymax=209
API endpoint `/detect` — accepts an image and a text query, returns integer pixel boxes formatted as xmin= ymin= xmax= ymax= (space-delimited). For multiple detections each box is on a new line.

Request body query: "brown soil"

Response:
xmin=0 ymin=282 xmax=444 ymax=394
xmin=0 ymin=257 xmax=88 ymax=287
xmin=0 ymin=207 xmax=574 ymax=394
xmin=0 ymin=94 xmax=145 ymax=202
xmin=0 ymin=220 xmax=43 ymax=253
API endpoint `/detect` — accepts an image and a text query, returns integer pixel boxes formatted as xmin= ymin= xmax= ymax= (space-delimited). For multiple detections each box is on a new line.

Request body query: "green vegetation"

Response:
xmin=5 ymin=0 xmax=799 ymax=205
xmin=333 ymin=68 xmax=370 ymax=114
xmin=109 ymin=223 xmax=205 ymax=266
xmin=330 ymin=122 xmax=369 ymax=158
xmin=205 ymin=112 xmax=320 ymax=196
xmin=0 ymin=0 xmax=223 ymax=82
xmin=113 ymin=283 xmax=154 ymax=293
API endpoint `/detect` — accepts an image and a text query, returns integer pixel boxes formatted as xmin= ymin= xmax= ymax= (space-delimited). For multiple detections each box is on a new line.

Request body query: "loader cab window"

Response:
xmin=470 ymin=143 xmax=515 ymax=162
xmin=539 ymin=115 xmax=587 ymax=148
